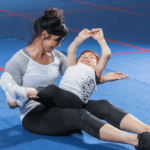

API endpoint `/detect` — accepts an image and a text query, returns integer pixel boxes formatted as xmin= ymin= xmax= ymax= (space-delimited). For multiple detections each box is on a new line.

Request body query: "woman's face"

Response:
xmin=77 ymin=52 xmax=98 ymax=67
xmin=41 ymin=34 xmax=62 ymax=53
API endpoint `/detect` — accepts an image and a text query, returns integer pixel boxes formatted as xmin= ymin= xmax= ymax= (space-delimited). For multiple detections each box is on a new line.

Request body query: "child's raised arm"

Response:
xmin=91 ymin=28 xmax=111 ymax=78
xmin=67 ymin=29 xmax=92 ymax=68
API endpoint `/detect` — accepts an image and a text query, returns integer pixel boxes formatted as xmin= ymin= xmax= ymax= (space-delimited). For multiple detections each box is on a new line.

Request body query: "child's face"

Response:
xmin=77 ymin=52 xmax=97 ymax=67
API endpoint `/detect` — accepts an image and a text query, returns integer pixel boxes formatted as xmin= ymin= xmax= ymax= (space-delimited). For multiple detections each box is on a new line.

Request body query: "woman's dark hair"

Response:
xmin=31 ymin=8 xmax=68 ymax=42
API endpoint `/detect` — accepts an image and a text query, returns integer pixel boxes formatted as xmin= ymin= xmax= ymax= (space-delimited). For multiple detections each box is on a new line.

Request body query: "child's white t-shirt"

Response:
xmin=59 ymin=63 xmax=97 ymax=104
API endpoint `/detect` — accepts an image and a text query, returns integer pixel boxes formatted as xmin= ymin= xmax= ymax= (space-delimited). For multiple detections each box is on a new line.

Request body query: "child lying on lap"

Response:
xmin=0 ymin=28 xmax=127 ymax=108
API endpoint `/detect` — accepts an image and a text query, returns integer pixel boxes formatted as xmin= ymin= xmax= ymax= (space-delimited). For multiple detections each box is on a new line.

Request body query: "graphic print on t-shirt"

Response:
xmin=78 ymin=76 xmax=95 ymax=104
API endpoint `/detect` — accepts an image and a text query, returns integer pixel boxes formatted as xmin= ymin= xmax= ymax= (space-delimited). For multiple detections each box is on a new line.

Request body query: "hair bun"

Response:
xmin=44 ymin=8 xmax=63 ymax=19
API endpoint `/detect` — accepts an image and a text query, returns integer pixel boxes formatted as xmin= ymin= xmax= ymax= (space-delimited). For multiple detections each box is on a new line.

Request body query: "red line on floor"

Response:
xmin=0 ymin=67 xmax=4 ymax=71
xmin=105 ymin=38 xmax=149 ymax=51
xmin=98 ymin=50 xmax=150 ymax=57
xmin=73 ymin=0 xmax=150 ymax=18
xmin=0 ymin=50 xmax=150 ymax=72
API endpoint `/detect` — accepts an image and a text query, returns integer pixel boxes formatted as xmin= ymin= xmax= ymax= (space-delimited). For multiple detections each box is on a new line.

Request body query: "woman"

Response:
xmin=2 ymin=28 xmax=112 ymax=108
xmin=1 ymin=8 xmax=150 ymax=150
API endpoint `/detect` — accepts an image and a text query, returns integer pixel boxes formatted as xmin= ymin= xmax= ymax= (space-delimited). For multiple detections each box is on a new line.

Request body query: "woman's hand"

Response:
xmin=7 ymin=101 xmax=18 ymax=109
xmin=91 ymin=28 xmax=105 ymax=42
xmin=77 ymin=29 xmax=92 ymax=42
xmin=29 ymin=94 xmax=39 ymax=99
xmin=100 ymin=72 xmax=129 ymax=83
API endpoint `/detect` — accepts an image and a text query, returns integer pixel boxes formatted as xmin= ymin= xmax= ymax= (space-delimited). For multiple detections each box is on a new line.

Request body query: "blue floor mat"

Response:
xmin=0 ymin=0 xmax=150 ymax=149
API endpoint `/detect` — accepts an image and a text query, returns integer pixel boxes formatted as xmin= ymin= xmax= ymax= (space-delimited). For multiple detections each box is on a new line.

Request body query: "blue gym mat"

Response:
xmin=0 ymin=0 xmax=150 ymax=149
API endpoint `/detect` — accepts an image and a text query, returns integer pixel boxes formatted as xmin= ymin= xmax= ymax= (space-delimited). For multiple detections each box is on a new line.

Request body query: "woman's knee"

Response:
xmin=98 ymin=99 xmax=111 ymax=105
xmin=97 ymin=100 xmax=112 ymax=112
xmin=93 ymin=99 xmax=116 ymax=119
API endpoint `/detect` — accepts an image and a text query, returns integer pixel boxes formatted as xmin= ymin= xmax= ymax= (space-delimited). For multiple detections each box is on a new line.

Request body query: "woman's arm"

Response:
xmin=3 ymin=72 xmax=19 ymax=108
xmin=67 ymin=29 xmax=92 ymax=68
xmin=3 ymin=51 xmax=29 ymax=108
xmin=92 ymin=28 xmax=111 ymax=78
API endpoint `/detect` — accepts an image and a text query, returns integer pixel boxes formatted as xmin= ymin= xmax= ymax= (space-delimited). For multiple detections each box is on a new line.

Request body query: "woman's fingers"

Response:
xmin=29 ymin=95 xmax=39 ymax=99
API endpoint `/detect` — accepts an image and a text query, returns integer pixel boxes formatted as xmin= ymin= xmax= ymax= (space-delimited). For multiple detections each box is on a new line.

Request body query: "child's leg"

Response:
xmin=1 ymin=73 xmax=84 ymax=108
xmin=0 ymin=72 xmax=83 ymax=108
xmin=28 ymin=85 xmax=84 ymax=108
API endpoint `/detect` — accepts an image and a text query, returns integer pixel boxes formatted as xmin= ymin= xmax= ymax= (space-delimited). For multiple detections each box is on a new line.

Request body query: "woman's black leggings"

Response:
xmin=23 ymin=85 xmax=128 ymax=139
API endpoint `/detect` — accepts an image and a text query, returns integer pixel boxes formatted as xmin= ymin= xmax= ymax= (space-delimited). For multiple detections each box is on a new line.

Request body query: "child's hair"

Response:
xmin=30 ymin=8 xmax=68 ymax=43
xmin=77 ymin=49 xmax=99 ymax=63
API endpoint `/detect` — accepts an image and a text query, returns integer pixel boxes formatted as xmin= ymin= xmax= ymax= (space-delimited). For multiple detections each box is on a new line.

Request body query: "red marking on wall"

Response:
xmin=0 ymin=9 xmax=149 ymax=55
xmin=0 ymin=9 xmax=35 ymax=20
xmin=73 ymin=0 xmax=150 ymax=18
xmin=0 ymin=9 xmax=106 ymax=18
xmin=68 ymin=28 xmax=150 ymax=51
xmin=0 ymin=30 xmax=29 ymax=42
xmin=0 ymin=4 xmax=150 ymax=18
xmin=68 ymin=28 xmax=80 ymax=33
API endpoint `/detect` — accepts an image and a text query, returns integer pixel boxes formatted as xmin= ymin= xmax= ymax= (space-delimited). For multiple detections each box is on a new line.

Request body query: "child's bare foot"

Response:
xmin=24 ymin=87 xmax=38 ymax=98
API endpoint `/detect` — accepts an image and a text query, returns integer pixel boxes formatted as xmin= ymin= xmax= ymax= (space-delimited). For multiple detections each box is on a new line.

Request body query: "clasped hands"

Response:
xmin=77 ymin=28 xmax=104 ymax=42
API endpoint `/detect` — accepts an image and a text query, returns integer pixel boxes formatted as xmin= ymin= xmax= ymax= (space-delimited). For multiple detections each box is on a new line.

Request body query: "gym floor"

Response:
xmin=0 ymin=0 xmax=150 ymax=149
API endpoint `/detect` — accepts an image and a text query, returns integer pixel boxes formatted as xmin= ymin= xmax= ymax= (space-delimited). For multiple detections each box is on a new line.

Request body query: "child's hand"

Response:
xmin=77 ymin=29 xmax=92 ymax=42
xmin=100 ymin=72 xmax=129 ymax=83
xmin=91 ymin=28 xmax=105 ymax=41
